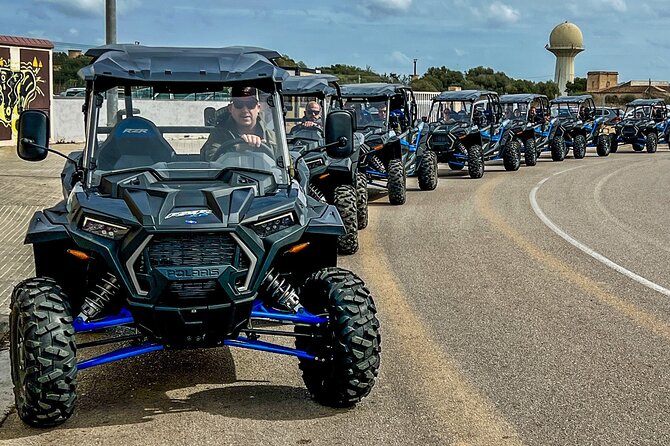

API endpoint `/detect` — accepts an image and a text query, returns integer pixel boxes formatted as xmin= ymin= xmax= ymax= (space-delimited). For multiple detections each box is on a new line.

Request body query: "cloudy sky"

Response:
xmin=1 ymin=0 xmax=667 ymax=82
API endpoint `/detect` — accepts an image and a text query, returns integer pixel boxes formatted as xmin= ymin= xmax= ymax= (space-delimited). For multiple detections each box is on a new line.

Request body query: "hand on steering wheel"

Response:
xmin=209 ymin=137 xmax=275 ymax=160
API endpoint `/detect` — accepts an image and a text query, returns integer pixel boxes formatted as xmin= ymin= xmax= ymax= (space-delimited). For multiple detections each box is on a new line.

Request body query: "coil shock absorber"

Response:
xmin=78 ymin=272 xmax=120 ymax=322
xmin=261 ymin=269 xmax=303 ymax=313
xmin=369 ymin=154 xmax=386 ymax=174
xmin=308 ymin=183 xmax=327 ymax=202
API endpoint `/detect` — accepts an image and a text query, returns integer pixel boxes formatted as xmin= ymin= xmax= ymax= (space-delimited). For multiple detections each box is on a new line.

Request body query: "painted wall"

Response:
xmin=0 ymin=45 xmax=51 ymax=142
xmin=51 ymin=92 xmax=438 ymax=144
xmin=52 ymin=98 xmax=231 ymax=143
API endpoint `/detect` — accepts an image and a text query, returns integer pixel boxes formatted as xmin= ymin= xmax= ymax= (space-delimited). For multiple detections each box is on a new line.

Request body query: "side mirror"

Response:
xmin=325 ymin=110 xmax=354 ymax=158
xmin=17 ymin=110 xmax=49 ymax=161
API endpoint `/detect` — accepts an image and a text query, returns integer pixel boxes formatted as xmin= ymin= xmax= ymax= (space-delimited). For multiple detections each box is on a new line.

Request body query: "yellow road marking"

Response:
xmin=475 ymin=175 xmax=670 ymax=341
xmin=359 ymin=214 xmax=524 ymax=446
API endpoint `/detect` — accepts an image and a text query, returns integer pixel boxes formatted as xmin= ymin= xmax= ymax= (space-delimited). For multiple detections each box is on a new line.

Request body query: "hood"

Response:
xmin=69 ymin=170 xmax=303 ymax=231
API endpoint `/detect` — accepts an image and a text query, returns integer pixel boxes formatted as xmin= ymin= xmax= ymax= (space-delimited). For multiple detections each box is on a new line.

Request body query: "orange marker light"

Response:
xmin=287 ymin=242 xmax=310 ymax=254
xmin=67 ymin=249 xmax=91 ymax=260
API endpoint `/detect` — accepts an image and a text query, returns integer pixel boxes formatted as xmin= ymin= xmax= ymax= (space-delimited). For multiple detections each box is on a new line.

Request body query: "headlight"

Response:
xmin=82 ymin=217 xmax=130 ymax=240
xmin=252 ymin=212 xmax=295 ymax=238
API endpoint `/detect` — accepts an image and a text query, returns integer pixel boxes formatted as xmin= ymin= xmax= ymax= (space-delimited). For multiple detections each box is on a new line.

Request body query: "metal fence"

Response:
xmin=414 ymin=91 xmax=438 ymax=119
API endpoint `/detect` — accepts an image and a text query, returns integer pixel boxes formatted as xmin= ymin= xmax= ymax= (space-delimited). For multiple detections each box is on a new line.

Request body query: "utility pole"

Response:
xmin=105 ymin=0 xmax=118 ymax=126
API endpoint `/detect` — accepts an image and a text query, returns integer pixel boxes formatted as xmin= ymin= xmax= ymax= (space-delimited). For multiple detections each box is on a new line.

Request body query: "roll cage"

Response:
xmin=78 ymin=44 xmax=291 ymax=189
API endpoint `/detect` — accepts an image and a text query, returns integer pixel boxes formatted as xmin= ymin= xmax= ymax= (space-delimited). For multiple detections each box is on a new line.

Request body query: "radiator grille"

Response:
xmin=148 ymin=233 xmax=237 ymax=267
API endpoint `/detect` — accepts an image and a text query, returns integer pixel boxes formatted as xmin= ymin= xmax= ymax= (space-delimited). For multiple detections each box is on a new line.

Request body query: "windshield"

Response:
xmin=341 ymin=98 xmax=389 ymax=130
xmin=87 ymin=85 xmax=290 ymax=186
xmin=283 ymin=94 xmax=326 ymax=140
xmin=551 ymin=103 xmax=580 ymax=119
xmin=624 ymin=105 xmax=652 ymax=119
xmin=502 ymin=102 xmax=529 ymax=120
xmin=428 ymin=100 xmax=473 ymax=124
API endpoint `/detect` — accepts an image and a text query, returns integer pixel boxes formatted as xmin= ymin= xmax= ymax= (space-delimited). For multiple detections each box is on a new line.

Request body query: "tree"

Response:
xmin=410 ymin=77 xmax=440 ymax=91
xmin=534 ymin=81 xmax=560 ymax=99
xmin=424 ymin=66 xmax=465 ymax=90
xmin=276 ymin=54 xmax=307 ymax=69
xmin=318 ymin=64 xmax=391 ymax=84
xmin=409 ymin=63 xmax=560 ymax=98
xmin=53 ymin=52 xmax=91 ymax=93
xmin=565 ymin=77 xmax=587 ymax=95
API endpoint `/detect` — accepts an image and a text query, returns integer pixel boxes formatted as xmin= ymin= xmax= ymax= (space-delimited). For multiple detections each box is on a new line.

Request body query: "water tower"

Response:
xmin=546 ymin=22 xmax=584 ymax=96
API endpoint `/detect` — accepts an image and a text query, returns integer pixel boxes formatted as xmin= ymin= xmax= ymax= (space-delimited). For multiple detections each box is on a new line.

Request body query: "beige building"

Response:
xmin=587 ymin=71 xmax=670 ymax=105
xmin=587 ymin=71 xmax=618 ymax=92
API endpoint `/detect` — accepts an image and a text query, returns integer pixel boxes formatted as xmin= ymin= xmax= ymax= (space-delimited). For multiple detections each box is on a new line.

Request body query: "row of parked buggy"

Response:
xmin=288 ymin=75 xmax=670 ymax=255
xmin=8 ymin=45 xmax=669 ymax=428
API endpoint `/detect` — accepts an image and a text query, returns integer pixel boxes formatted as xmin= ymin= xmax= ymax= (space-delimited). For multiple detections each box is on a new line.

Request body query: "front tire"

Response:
xmin=503 ymin=140 xmax=521 ymax=171
xmin=523 ymin=137 xmax=537 ymax=166
xmin=609 ymin=134 xmax=619 ymax=153
xmin=417 ymin=150 xmax=438 ymax=191
xmin=387 ymin=158 xmax=406 ymax=205
xmin=295 ymin=268 xmax=381 ymax=407
xmin=355 ymin=172 xmax=368 ymax=230
xmin=573 ymin=134 xmax=587 ymax=159
xmin=646 ymin=132 xmax=658 ymax=153
xmin=596 ymin=134 xmax=610 ymax=156
xmin=467 ymin=144 xmax=484 ymax=179
xmin=10 ymin=278 xmax=77 ymax=427
xmin=333 ymin=185 xmax=359 ymax=255
xmin=550 ymin=136 xmax=566 ymax=161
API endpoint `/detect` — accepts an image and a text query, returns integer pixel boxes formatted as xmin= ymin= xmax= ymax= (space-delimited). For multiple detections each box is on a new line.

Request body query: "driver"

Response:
xmin=201 ymin=86 xmax=275 ymax=161
xmin=300 ymin=101 xmax=322 ymax=128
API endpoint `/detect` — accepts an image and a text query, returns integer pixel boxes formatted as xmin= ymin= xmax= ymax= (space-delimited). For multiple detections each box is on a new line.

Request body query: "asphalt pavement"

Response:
xmin=1 ymin=144 xmax=669 ymax=445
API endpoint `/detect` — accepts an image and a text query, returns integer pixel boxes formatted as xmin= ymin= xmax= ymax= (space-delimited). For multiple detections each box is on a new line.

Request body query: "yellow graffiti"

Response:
xmin=0 ymin=56 xmax=45 ymax=135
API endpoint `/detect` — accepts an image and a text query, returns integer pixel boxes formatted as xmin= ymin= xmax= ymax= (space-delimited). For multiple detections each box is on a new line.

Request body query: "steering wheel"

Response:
xmin=289 ymin=124 xmax=324 ymax=139
xmin=208 ymin=137 xmax=275 ymax=160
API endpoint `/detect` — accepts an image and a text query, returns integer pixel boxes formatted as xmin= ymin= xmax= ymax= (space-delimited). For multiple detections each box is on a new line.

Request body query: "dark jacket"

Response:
xmin=201 ymin=109 xmax=276 ymax=161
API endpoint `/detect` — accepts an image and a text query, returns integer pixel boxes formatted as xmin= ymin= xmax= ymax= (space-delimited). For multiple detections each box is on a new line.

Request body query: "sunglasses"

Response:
xmin=307 ymin=109 xmax=321 ymax=115
xmin=232 ymin=98 xmax=259 ymax=109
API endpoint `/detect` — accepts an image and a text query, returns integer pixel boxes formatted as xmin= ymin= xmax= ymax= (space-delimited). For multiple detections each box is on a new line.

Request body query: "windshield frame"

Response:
xmin=428 ymin=99 xmax=474 ymax=124
xmin=82 ymin=82 xmax=292 ymax=189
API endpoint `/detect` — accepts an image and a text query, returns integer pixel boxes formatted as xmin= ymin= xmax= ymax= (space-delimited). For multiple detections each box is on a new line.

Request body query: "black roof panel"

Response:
xmin=550 ymin=94 xmax=593 ymax=104
xmin=340 ymin=83 xmax=406 ymax=98
xmin=627 ymin=98 xmax=666 ymax=106
xmin=500 ymin=93 xmax=547 ymax=103
xmin=79 ymin=44 xmax=287 ymax=89
xmin=282 ymin=74 xmax=339 ymax=97
xmin=433 ymin=90 xmax=497 ymax=101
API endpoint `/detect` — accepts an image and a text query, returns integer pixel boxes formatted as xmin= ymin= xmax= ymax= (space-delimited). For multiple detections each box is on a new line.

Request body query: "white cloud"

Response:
xmin=36 ymin=0 xmax=139 ymax=18
xmin=600 ymin=0 xmax=627 ymax=11
xmin=367 ymin=0 xmax=412 ymax=11
xmin=389 ymin=50 xmax=412 ymax=66
xmin=454 ymin=48 xmax=466 ymax=57
xmin=69 ymin=28 xmax=79 ymax=36
xmin=357 ymin=0 xmax=412 ymax=15
xmin=488 ymin=2 xmax=520 ymax=24
xmin=470 ymin=1 xmax=520 ymax=25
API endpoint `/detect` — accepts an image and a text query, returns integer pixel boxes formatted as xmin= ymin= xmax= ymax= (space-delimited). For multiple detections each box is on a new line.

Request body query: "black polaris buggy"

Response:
xmin=425 ymin=90 xmax=520 ymax=178
xmin=550 ymin=95 xmax=611 ymax=158
xmin=340 ymin=83 xmax=436 ymax=205
xmin=281 ymin=74 xmax=365 ymax=254
xmin=499 ymin=94 xmax=566 ymax=164
xmin=613 ymin=98 xmax=670 ymax=153
xmin=10 ymin=44 xmax=380 ymax=427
